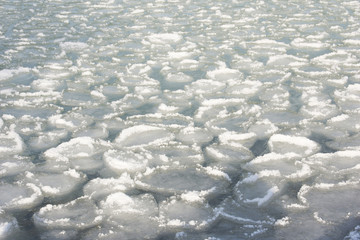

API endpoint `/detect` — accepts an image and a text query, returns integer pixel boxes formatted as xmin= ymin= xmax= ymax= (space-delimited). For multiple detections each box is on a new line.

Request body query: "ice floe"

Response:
xmin=2 ymin=0 xmax=360 ymax=239
xmin=33 ymin=196 xmax=102 ymax=235
xmin=159 ymin=195 xmax=216 ymax=231
xmin=23 ymin=169 xmax=86 ymax=200
xmin=0 ymin=182 xmax=43 ymax=211
xmin=268 ymin=134 xmax=320 ymax=157
xmin=115 ymin=125 xmax=174 ymax=148
xmin=98 ymin=192 xmax=159 ymax=239
xmin=135 ymin=166 xmax=230 ymax=197
xmin=0 ymin=212 xmax=18 ymax=239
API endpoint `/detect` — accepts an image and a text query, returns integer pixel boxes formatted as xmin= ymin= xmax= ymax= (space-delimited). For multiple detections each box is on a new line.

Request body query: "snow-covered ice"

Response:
xmin=1 ymin=0 xmax=360 ymax=239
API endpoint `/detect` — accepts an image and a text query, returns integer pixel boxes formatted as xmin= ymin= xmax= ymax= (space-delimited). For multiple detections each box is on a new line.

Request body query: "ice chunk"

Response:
xmin=146 ymin=33 xmax=183 ymax=45
xmin=28 ymin=129 xmax=68 ymax=152
xmin=100 ymin=192 xmax=157 ymax=218
xmin=157 ymin=103 xmax=181 ymax=114
xmin=217 ymin=197 xmax=274 ymax=225
xmin=60 ymin=42 xmax=89 ymax=52
xmin=0 ymin=212 xmax=18 ymax=239
xmin=206 ymin=143 xmax=254 ymax=166
xmin=101 ymin=117 xmax=126 ymax=132
xmin=31 ymin=78 xmax=66 ymax=92
xmin=326 ymin=133 xmax=360 ymax=151
xmin=24 ymin=169 xmax=86 ymax=199
xmin=82 ymin=225 xmax=135 ymax=240
xmin=344 ymin=225 xmax=360 ymax=240
xmin=135 ymin=166 xmax=230 ymax=197
xmin=185 ymin=79 xmax=226 ymax=96
xmin=305 ymin=151 xmax=360 ymax=174
xmin=327 ymin=114 xmax=360 ymax=132
xmin=268 ymin=134 xmax=320 ymax=157
xmin=0 ymin=67 xmax=31 ymax=82
xmin=206 ymin=68 xmax=243 ymax=81
xmin=299 ymin=93 xmax=339 ymax=121
xmin=248 ymin=119 xmax=279 ymax=139
xmin=99 ymin=192 xmax=159 ymax=239
xmin=334 ymin=86 xmax=360 ymax=113
xmin=259 ymin=85 xmax=290 ymax=111
xmin=262 ymin=110 xmax=303 ymax=127
xmin=109 ymin=94 xmax=148 ymax=114
xmin=0 ymin=183 xmax=43 ymax=211
xmin=48 ymin=112 xmax=93 ymax=131
xmin=248 ymin=39 xmax=288 ymax=60
xmin=33 ymin=196 xmax=102 ymax=230
xmin=37 ymin=229 xmax=78 ymax=240
xmin=163 ymin=89 xmax=193 ymax=110
xmin=267 ymin=54 xmax=308 ymax=67
xmin=176 ymin=126 xmax=213 ymax=145
xmin=204 ymin=107 xmax=251 ymax=133
xmin=230 ymin=55 xmax=264 ymax=73
xmin=127 ymin=113 xmax=192 ymax=131
xmin=7 ymin=115 xmax=46 ymax=136
xmin=43 ymin=137 xmax=110 ymax=173
xmin=115 ymin=125 xmax=174 ymax=148
xmin=73 ymin=125 xmax=109 ymax=139
xmin=101 ymin=85 xmax=128 ymax=100
xmin=205 ymin=143 xmax=254 ymax=176
xmin=274 ymin=211 xmax=339 ymax=240
xmin=298 ymin=181 xmax=360 ymax=223
xmin=146 ymin=142 xmax=204 ymax=167
xmin=166 ymin=72 xmax=193 ymax=83
xmin=218 ymin=132 xmax=257 ymax=149
xmin=83 ymin=173 xmax=135 ymax=201
xmin=312 ymin=50 xmax=358 ymax=67
xmin=104 ymin=149 xmax=148 ymax=175
xmin=234 ymin=175 xmax=284 ymax=207
xmin=0 ymin=129 xmax=24 ymax=156
xmin=290 ymin=38 xmax=330 ymax=50
xmin=118 ymin=75 xmax=159 ymax=88
xmin=159 ymin=196 xmax=216 ymax=231
xmin=174 ymin=59 xmax=201 ymax=71
xmin=126 ymin=63 xmax=152 ymax=76
xmin=244 ymin=152 xmax=312 ymax=181
xmin=0 ymin=155 xmax=34 ymax=178
xmin=225 ymin=79 xmax=263 ymax=98
xmin=168 ymin=51 xmax=195 ymax=61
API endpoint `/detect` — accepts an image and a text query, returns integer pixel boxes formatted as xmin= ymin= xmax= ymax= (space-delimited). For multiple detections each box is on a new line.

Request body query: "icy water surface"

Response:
xmin=1 ymin=0 xmax=360 ymax=239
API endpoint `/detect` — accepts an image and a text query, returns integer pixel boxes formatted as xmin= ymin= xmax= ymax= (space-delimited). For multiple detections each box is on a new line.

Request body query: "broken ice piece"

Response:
xmin=268 ymin=134 xmax=320 ymax=157
xmin=33 ymin=196 xmax=102 ymax=230
xmin=135 ymin=166 xmax=230 ymax=197
xmin=0 ymin=182 xmax=43 ymax=211
xmin=159 ymin=196 xmax=216 ymax=231
xmin=115 ymin=125 xmax=174 ymax=148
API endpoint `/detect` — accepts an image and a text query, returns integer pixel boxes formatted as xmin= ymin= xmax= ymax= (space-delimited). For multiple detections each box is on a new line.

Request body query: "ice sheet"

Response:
xmin=1 ymin=0 xmax=360 ymax=239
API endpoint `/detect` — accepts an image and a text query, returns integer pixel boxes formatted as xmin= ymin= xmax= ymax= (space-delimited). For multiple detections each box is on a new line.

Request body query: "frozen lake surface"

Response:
xmin=1 ymin=0 xmax=360 ymax=239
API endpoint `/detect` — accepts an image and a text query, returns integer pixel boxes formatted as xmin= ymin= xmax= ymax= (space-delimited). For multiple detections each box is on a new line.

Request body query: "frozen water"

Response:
xmin=33 ymin=196 xmax=102 ymax=237
xmin=115 ymin=125 xmax=174 ymax=148
xmin=0 ymin=212 xmax=18 ymax=239
xmin=0 ymin=183 xmax=43 ymax=211
xmin=1 ymin=0 xmax=360 ymax=239
xmin=135 ymin=166 xmax=230 ymax=197
xmin=159 ymin=195 xmax=217 ymax=231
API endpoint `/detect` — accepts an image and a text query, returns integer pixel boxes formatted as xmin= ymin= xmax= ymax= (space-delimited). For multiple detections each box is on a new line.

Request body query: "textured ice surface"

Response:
xmin=159 ymin=195 xmax=217 ymax=231
xmin=33 ymin=196 xmax=102 ymax=237
xmin=1 ymin=0 xmax=360 ymax=239
xmin=0 ymin=212 xmax=18 ymax=239
xmin=0 ymin=183 xmax=43 ymax=211
xmin=135 ymin=166 xmax=230 ymax=197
